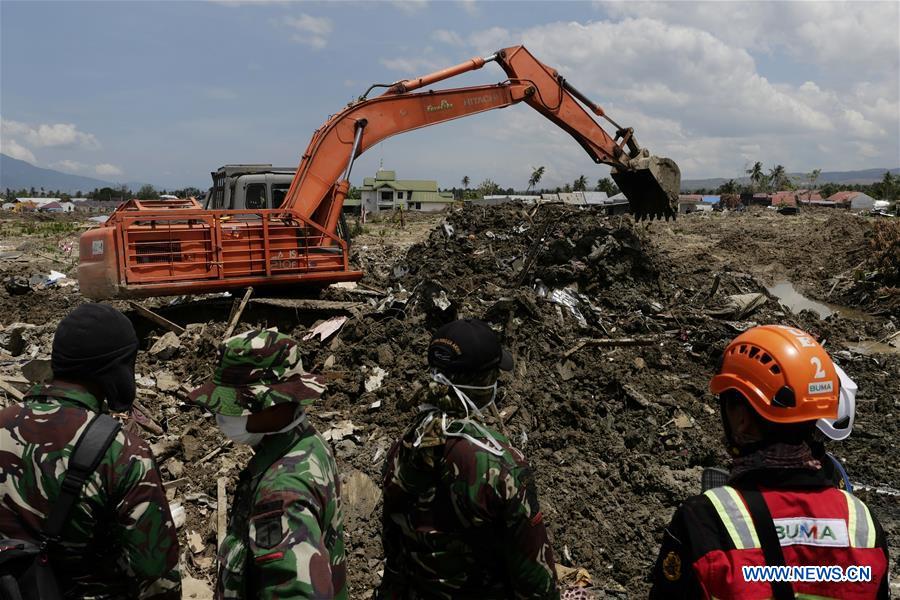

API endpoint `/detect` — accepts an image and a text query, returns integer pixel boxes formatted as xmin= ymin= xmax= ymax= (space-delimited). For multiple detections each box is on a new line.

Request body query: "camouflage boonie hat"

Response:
xmin=188 ymin=329 xmax=325 ymax=416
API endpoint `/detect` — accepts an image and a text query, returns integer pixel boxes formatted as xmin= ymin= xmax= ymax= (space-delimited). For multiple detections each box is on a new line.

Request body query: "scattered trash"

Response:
xmin=363 ymin=366 xmax=387 ymax=393
xmin=323 ymin=420 xmax=359 ymax=443
xmin=440 ymin=221 xmax=455 ymax=238
xmin=547 ymin=288 xmax=588 ymax=328
xmin=170 ymin=503 xmax=186 ymax=528
xmin=187 ymin=530 xmax=205 ymax=554
xmin=674 ymin=412 xmax=694 ymax=429
xmin=556 ymin=564 xmax=593 ymax=588
xmin=303 ymin=316 xmax=348 ymax=342
xmin=47 ymin=270 xmax=66 ymax=283
xmin=708 ymin=293 xmax=767 ymax=320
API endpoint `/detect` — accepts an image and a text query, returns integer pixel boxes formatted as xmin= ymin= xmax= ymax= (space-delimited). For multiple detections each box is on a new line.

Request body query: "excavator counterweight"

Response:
xmin=79 ymin=45 xmax=681 ymax=300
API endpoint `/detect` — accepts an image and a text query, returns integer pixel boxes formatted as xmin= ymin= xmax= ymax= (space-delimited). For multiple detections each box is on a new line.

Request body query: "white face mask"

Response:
xmin=816 ymin=363 xmax=856 ymax=441
xmin=416 ymin=371 xmax=505 ymax=456
xmin=216 ymin=408 xmax=307 ymax=446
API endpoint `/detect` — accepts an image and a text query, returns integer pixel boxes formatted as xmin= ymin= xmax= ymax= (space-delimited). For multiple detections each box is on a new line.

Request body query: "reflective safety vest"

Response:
xmin=697 ymin=485 xmax=887 ymax=599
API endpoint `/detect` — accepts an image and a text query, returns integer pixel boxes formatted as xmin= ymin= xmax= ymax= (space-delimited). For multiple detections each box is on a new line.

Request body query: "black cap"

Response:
xmin=52 ymin=303 xmax=139 ymax=411
xmin=428 ymin=319 xmax=513 ymax=374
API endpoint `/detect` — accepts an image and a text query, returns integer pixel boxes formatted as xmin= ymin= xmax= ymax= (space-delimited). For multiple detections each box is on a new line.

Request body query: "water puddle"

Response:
xmin=766 ymin=281 xmax=869 ymax=320
xmin=844 ymin=340 xmax=900 ymax=356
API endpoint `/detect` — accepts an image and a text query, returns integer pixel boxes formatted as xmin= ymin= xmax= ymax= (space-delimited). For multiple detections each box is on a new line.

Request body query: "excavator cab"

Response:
xmin=611 ymin=154 xmax=681 ymax=220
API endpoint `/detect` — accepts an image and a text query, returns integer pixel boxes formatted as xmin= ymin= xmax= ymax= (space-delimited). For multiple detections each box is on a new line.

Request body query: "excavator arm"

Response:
xmin=285 ymin=45 xmax=679 ymax=233
xmin=78 ymin=45 xmax=680 ymax=300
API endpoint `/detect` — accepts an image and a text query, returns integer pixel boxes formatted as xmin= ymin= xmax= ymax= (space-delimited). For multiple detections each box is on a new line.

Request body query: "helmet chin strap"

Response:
xmin=414 ymin=371 xmax=505 ymax=456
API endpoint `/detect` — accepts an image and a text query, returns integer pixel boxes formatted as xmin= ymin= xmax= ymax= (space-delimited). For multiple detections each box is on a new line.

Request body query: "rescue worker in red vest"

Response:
xmin=650 ymin=325 xmax=890 ymax=599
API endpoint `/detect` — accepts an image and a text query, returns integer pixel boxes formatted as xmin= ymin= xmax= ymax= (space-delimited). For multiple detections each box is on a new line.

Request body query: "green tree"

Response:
xmin=769 ymin=165 xmax=787 ymax=191
xmin=879 ymin=171 xmax=896 ymax=200
xmin=805 ymin=169 xmax=821 ymax=201
xmin=716 ymin=179 xmax=738 ymax=194
xmin=573 ymin=175 xmax=588 ymax=191
xmin=563 ymin=183 xmax=572 ymax=193
xmin=137 ymin=184 xmax=158 ymax=200
xmin=527 ymin=166 xmax=545 ymax=193
xmin=461 ymin=175 xmax=470 ymax=190
xmin=477 ymin=179 xmax=501 ymax=197
xmin=596 ymin=177 xmax=618 ymax=195
xmin=747 ymin=161 xmax=766 ymax=192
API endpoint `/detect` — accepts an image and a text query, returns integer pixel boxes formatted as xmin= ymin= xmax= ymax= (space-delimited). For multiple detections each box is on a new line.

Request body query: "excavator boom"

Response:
xmin=78 ymin=45 xmax=680 ymax=299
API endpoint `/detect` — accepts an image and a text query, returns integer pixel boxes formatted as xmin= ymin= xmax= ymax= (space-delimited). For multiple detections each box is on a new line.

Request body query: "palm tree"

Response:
xmin=746 ymin=161 xmax=765 ymax=192
xmin=596 ymin=177 xmax=618 ymax=195
xmin=461 ymin=175 xmax=470 ymax=190
xmin=805 ymin=169 xmax=821 ymax=201
xmin=769 ymin=165 xmax=787 ymax=191
xmin=573 ymin=175 xmax=588 ymax=191
xmin=527 ymin=166 xmax=545 ymax=193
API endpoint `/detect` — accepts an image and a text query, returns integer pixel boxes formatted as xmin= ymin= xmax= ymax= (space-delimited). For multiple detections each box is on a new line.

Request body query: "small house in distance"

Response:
xmin=359 ymin=169 xmax=454 ymax=213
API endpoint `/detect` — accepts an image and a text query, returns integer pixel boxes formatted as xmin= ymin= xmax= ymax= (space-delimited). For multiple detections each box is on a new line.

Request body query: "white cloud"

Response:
xmin=0 ymin=138 xmax=36 ymax=163
xmin=379 ymin=56 xmax=445 ymax=74
xmin=1 ymin=119 xmax=100 ymax=149
xmin=451 ymin=14 xmax=898 ymax=179
xmin=95 ymin=163 xmax=124 ymax=177
xmin=432 ymin=29 xmax=465 ymax=46
xmin=52 ymin=159 xmax=87 ymax=173
xmin=390 ymin=0 xmax=428 ymax=14
xmin=282 ymin=14 xmax=333 ymax=49
xmin=459 ymin=0 xmax=479 ymax=16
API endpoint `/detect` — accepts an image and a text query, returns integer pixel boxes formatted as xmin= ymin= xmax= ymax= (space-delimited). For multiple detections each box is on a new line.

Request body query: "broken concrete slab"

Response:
xmin=149 ymin=332 xmax=181 ymax=360
xmin=155 ymin=371 xmax=180 ymax=393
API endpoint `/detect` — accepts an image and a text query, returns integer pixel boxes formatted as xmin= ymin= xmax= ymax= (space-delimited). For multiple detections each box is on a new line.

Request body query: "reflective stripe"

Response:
xmin=704 ymin=486 xmax=760 ymax=550
xmin=841 ymin=490 xmax=876 ymax=548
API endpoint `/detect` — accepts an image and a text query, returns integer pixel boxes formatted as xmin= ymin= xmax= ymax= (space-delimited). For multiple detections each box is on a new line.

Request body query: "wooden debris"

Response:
xmin=223 ymin=287 xmax=254 ymax=340
xmin=132 ymin=400 xmax=164 ymax=434
xmin=0 ymin=376 xmax=25 ymax=402
xmin=564 ymin=336 xmax=658 ymax=358
xmin=217 ymin=477 xmax=228 ymax=552
xmin=163 ymin=477 xmax=189 ymax=491
xmin=250 ymin=298 xmax=362 ymax=311
xmin=198 ymin=440 xmax=232 ymax=465
xmin=128 ymin=301 xmax=185 ymax=335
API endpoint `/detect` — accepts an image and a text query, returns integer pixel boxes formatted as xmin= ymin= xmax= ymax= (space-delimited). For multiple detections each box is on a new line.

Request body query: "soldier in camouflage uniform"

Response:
xmin=378 ymin=319 xmax=559 ymax=599
xmin=0 ymin=303 xmax=181 ymax=599
xmin=188 ymin=328 xmax=346 ymax=599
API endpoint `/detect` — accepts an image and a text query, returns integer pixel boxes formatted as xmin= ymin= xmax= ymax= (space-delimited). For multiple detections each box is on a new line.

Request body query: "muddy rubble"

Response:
xmin=1 ymin=204 xmax=898 ymax=597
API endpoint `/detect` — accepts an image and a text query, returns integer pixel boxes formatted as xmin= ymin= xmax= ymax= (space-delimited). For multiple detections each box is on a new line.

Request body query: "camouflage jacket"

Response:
xmin=0 ymin=382 xmax=181 ymax=599
xmin=379 ymin=393 xmax=559 ymax=600
xmin=218 ymin=421 xmax=347 ymax=599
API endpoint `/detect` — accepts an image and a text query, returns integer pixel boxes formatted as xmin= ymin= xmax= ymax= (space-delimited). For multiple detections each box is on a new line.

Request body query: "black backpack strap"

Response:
xmin=42 ymin=414 xmax=121 ymax=544
xmin=739 ymin=488 xmax=795 ymax=600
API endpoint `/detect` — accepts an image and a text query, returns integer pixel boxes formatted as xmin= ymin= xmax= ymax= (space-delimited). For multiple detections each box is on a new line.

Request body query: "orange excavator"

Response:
xmin=78 ymin=46 xmax=680 ymax=300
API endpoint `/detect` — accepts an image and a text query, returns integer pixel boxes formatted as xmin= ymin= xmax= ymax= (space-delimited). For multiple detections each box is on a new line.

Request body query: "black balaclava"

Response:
xmin=51 ymin=303 xmax=139 ymax=411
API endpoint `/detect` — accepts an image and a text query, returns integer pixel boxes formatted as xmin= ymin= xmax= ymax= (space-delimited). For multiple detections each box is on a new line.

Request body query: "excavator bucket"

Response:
xmin=611 ymin=155 xmax=681 ymax=221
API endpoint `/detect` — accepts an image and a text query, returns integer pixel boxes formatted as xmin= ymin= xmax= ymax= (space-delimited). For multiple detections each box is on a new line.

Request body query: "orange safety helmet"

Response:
xmin=710 ymin=325 xmax=839 ymax=424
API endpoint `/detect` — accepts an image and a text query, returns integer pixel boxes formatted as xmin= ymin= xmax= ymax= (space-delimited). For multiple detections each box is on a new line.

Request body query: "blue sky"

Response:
xmin=2 ymin=1 xmax=898 ymax=190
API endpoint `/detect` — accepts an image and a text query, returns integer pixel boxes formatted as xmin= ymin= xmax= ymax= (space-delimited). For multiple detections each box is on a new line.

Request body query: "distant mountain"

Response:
xmin=681 ymin=167 xmax=900 ymax=192
xmin=0 ymin=154 xmax=154 ymax=194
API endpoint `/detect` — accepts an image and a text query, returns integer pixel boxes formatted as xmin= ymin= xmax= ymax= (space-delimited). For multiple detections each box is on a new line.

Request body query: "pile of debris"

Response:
xmin=1 ymin=203 xmax=897 ymax=597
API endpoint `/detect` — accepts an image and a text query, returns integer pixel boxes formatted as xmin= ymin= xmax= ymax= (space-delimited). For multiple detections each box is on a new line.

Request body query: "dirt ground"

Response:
xmin=1 ymin=205 xmax=898 ymax=598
